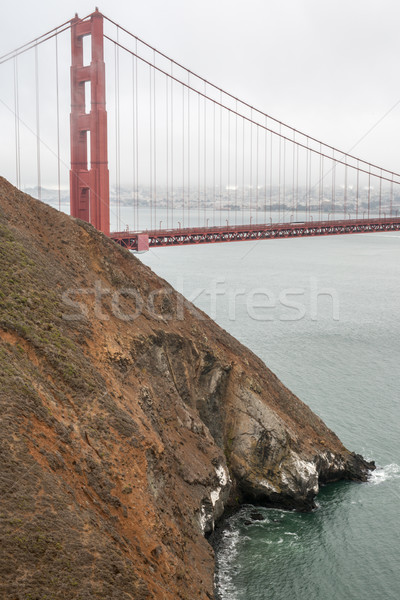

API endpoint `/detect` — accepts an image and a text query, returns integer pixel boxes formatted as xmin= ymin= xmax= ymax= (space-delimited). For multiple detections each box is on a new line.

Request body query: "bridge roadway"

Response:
xmin=110 ymin=216 xmax=400 ymax=252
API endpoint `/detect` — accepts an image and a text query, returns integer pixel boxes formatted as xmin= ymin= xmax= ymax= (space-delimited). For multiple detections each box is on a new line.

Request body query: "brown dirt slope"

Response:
xmin=0 ymin=177 xmax=373 ymax=600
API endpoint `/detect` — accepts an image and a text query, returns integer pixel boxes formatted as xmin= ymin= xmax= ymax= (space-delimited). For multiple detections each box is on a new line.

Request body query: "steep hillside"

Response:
xmin=0 ymin=177 xmax=373 ymax=599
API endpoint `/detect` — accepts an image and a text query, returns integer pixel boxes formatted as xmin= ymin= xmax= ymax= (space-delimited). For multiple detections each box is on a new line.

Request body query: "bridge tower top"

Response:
xmin=70 ymin=9 xmax=110 ymax=236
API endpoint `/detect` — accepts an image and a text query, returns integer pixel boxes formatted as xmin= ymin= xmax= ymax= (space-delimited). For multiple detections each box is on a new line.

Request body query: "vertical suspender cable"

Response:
xmin=242 ymin=119 xmax=246 ymax=225
xmin=291 ymin=133 xmax=295 ymax=222
xmin=219 ymin=91 xmax=222 ymax=227
xmin=235 ymin=101 xmax=238 ymax=227
xmin=198 ymin=93 xmax=201 ymax=225
xmin=204 ymin=82 xmax=207 ymax=228
xmin=182 ymin=84 xmax=185 ymax=228
xmin=283 ymin=138 xmax=286 ymax=223
xmin=356 ymin=160 xmax=359 ymax=219
xmin=305 ymin=138 xmax=311 ymax=221
xmin=227 ymin=105 xmax=231 ymax=225
xmin=13 ymin=56 xmax=21 ymax=189
xmin=296 ymin=146 xmax=300 ymax=221
xmin=308 ymin=147 xmax=311 ymax=221
xmin=136 ymin=53 xmax=140 ymax=230
xmin=171 ymin=63 xmax=174 ymax=228
xmin=166 ymin=74 xmax=169 ymax=229
xmin=135 ymin=40 xmax=139 ymax=230
xmin=55 ymin=34 xmax=61 ymax=211
xmin=242 ymin=116 xmax=245 ymax=226
xmin=118 ymin=41 xmax=121 ymax=231
xmin=187 ymin=75 xmax=191 ymax=226
xmin=270 ymin=132 xmax=273 ymax=222
xmin=367 ymin=167 xmax=371 ymax=219
xmin=379 ymin=170 xmax=382 ymax=218
xmin=390 ymin=180 xmax=393 ymax=217
xmin=213 ymin=102 xmax=216 ymax=226
xmin=149 ymin=64 xmax=153 ymax=229
xmin=319 ymin=144 xmax=323 ymax=221
xmin=278 ymin=125 xmax=281 ymax=222
xmin=331 ymin=150 xmax=335 ymax=218
xmin=344 ymin=157 xmax=347 ymax=219
xmin=256 ymin=125 xmax=259 ymax=224
xmin=132 ymin=55 xmax=136 ymax=231
xmin=249 ymin=110 xmax=253 ymax=224
xmin=265 ymin=118 xmax=268 ymax=225
xmin=278 ymin=129 xmax=282 ymax=221
xmin=153 ymin=57 xmax=157 ymax=229
xmin=117 ymin=46 xmax=120 ymax=231
xmin=132 ymin=55 xmax=137 ymax=231
xmin=35 ymin=45 xmax=41 ymax=201
xmin=114 ymin=40 xmax=121 ymax=231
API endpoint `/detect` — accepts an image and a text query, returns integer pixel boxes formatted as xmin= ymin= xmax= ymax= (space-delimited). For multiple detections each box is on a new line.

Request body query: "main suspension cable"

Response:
xmin=103 ymin=14 xmax=400 ymax=180
xmin=0 ymin=19 xmax=73 ymax=64
xmin=103 ymin=34 xmax=400 ymax=186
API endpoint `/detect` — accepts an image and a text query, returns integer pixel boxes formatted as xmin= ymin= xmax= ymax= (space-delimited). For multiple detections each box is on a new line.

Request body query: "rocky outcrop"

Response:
xmin=0 ymin=177 xmax=373 ymax=599
xmin=130 ymin=329 xmax=372 ymax=514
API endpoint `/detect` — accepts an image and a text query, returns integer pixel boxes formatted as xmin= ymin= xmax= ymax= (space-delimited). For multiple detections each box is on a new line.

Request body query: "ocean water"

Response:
xmin=138 ymin=232 xmax=400 ymax=600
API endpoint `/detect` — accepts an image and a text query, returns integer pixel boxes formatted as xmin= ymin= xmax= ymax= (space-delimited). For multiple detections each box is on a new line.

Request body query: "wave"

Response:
xmin=214 ymin=527 xmax=240 ymax=600
xmin=368 ymin=463 xmax=400 ymax=485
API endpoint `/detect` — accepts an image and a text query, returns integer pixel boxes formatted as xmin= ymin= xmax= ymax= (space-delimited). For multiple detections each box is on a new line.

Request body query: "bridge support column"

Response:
xmin=70 ymin=9 xmax=110 ymax=236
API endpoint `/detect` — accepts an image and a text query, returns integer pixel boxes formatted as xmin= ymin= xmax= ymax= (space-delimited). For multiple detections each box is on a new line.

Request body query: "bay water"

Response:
xmin=139 ymin=231 xmax=400 ymax=600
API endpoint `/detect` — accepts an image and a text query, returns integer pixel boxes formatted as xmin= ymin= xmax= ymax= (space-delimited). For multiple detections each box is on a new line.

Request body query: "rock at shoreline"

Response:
xmin=0 ymin=177 xmax=374 ymax=599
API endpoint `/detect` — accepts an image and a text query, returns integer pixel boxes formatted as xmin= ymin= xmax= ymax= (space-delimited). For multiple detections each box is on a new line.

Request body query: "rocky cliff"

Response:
xmin=0 ymin=177 xmax=373 ymax=599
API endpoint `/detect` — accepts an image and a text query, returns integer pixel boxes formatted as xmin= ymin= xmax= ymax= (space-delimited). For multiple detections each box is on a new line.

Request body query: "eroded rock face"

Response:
xmin=0 ymin=178 xmax=373 ymax=599
xmin=135 ymin=329 xmax=373 ymax=513
xmin=215 ymin=378 xmax=373 ymax=510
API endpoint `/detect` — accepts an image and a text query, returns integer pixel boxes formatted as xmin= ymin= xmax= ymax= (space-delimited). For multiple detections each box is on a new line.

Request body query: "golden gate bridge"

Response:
xmin=1 ymin=8 xmax=400 ymax=251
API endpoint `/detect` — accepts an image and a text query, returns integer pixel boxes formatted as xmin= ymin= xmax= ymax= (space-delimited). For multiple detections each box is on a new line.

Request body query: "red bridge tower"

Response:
xmin=70 ymin=9 xmax=110 ymax=236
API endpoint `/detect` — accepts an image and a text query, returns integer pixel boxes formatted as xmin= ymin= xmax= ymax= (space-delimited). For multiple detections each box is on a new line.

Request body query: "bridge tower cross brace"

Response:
xmin=70 ymin=9 xmax=110 ymax=236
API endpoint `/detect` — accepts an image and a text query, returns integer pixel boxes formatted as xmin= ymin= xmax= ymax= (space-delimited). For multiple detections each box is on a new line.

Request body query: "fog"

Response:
xmin=1 ymin=0 xmax=400 ymax=193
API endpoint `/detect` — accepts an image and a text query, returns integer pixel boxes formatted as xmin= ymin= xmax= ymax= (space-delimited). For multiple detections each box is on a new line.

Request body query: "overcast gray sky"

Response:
xmin=1 ymin=0 xmax=400 ymax=176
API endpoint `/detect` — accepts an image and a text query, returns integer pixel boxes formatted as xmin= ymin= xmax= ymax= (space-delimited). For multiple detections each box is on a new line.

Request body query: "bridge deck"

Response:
xmin=110 ymin=217 xmax=400 ymax=252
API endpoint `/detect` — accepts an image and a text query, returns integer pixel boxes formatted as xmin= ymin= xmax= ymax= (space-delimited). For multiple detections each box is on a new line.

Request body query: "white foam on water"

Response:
xmin=368 ymin=463 xmax=400 ymax=485
xmin=214 ymin=527 xmax=240 ymax=600
xmin=261 ymin=539 xmax=274 ymax=545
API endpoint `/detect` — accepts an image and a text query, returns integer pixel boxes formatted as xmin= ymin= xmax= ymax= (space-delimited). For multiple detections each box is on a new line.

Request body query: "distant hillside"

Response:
xmin=0 ymin=177 xmax=373 ymax=599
